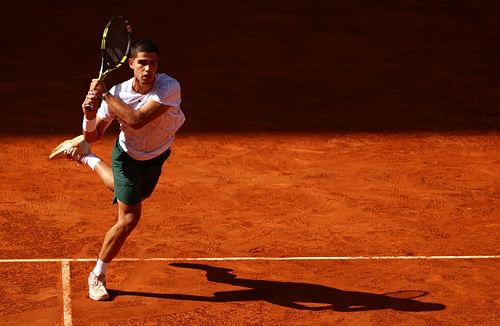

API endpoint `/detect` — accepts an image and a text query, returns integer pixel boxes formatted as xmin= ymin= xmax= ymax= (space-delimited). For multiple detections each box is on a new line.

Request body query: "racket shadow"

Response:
xmin=108 ymin=263 xmax=446 ymax=312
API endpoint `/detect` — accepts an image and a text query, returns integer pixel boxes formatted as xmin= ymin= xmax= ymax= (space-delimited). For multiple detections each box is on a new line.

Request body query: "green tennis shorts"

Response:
xmin=111 ymin=138 xmax=171 ymax=205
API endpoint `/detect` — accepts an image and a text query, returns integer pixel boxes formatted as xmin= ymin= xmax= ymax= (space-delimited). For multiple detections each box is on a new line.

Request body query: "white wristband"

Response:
xmin=82 ymin=117 xmax=97 ymax=132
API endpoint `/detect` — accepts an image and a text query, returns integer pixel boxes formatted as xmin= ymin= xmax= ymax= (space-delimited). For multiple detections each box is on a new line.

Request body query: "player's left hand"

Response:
xmin=90 ymin=79 xmax=108 ymax=98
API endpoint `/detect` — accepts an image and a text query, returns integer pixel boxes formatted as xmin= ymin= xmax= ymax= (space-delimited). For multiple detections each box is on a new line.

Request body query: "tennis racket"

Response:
xmin=84 ymin=15 xmax=132 ymax=111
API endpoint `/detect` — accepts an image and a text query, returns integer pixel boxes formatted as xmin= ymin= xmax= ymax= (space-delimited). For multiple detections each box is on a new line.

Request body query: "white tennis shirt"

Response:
xmin=97 ymin=73 xmax=186 ymax=160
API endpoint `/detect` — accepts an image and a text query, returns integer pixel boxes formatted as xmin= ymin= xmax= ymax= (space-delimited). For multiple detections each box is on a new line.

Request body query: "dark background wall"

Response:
xmin=1 ymin=0 xmax=499 ymax=135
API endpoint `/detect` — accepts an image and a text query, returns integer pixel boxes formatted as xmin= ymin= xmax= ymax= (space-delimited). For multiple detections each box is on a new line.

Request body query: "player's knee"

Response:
xmin=118 ymin=211 xmax=140 ymax=232
xmin=116 ymin=215 xmax=139 ymax=235
xmin=117 ymin=201 xmax=141 ymax=234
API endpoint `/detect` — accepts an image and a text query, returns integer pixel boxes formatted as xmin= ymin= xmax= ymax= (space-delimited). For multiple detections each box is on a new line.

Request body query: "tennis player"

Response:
xmin=50 ymin=39 xmax=185 ymax=300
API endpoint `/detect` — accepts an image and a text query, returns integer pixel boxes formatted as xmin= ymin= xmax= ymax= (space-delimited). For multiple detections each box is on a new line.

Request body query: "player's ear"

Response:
xmin=128 ymin=58 xmax=134 ymax=69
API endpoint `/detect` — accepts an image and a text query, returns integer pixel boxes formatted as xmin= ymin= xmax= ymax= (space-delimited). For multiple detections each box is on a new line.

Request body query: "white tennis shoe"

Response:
xmin=88 ymin=272 xmax=110 ymax=301
xmin=49 ymin=135 xmax=90 ymax=161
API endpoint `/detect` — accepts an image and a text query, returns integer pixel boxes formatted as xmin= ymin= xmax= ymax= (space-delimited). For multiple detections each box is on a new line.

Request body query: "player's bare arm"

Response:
xmin=103 ymin=93 xmax=171 ymax=129
xmin=83 ymin=117 xmax=112 ymax=143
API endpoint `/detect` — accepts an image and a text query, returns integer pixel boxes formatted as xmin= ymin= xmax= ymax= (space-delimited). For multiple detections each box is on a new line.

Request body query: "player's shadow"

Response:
xmin=109 ymin=263 xmax=446 ymax=312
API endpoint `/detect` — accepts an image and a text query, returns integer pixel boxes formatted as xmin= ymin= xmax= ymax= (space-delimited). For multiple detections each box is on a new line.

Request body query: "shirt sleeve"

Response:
xmin=150 ymin=76 xmax=182 ymax=107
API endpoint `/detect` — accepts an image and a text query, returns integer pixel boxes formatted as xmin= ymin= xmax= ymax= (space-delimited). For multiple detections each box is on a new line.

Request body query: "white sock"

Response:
xmin=80 ymin=153 xmax=102 ymax=170
xmin=92 ymin=259 xmax=108 ymax=276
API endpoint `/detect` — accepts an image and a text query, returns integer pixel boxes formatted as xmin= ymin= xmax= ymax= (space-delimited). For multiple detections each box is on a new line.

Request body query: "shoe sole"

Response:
xmin=88 ymin=292 xmax=110 ymax=301
xmin=49 ymin=135 xmax=87 ymax=160
xmin=49 ymin=140 xmax=73 ymax=159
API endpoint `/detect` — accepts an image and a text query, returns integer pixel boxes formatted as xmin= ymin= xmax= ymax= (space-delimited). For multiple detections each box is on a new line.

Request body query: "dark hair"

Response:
xmin=131 ymin=38 xmax=159 ymax=57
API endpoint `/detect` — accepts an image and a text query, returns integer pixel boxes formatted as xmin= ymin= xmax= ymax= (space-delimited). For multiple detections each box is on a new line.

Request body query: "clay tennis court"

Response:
xmin=1 ymin=1 xmax=499 ymax=325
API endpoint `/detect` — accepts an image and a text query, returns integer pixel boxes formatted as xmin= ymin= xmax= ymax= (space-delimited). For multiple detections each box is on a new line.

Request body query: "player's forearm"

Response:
xmin=103 ymin=93 xmax=142 ymax=128
xmin=83 ymin=130 xmax=99 ymax=143
xmin=82 ymin=116 xmax=107 ymax=143
xmin=103 ymin=93 xmax=164 ymax=129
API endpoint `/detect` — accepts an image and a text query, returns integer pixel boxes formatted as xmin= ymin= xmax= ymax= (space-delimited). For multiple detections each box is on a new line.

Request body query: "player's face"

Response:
xmin=129 ymin=52 xmax=159 ymax=85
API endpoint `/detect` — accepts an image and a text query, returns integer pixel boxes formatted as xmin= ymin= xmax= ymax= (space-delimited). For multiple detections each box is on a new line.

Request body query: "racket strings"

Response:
xmin=106 ymin=47 xmax=125 ymax=65
xmin=103 ymin=17 xmax=131 ymax=68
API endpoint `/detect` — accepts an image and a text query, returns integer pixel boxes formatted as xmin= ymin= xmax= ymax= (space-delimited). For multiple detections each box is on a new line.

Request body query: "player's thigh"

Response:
xmin=111 ymin=141 xmax=143 ymax=205
xmin=140 ymin=149 xmax=171 ymax=199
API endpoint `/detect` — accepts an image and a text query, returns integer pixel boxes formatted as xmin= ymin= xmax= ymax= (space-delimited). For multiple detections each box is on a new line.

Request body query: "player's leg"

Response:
xmin=98 ymin=201 xmax=141 ymax=262
xmin=88 ymin=139 xmax=144 ymax=301
xmin=87 ymin=140 xmax=171 ymax=301
xmin=93 ymin=161 xmax=114 ymax=191
xmin=88 ymin=201 xmax=141 ymax=301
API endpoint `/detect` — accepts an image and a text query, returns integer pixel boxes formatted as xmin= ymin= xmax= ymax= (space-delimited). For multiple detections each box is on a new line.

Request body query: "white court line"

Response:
xmin=113 ymin=255 xmax=500 ymax=261
xmin=61 ymin=260 xmax=72 ymax=326
xmin=0 ymin=255 xmax=499 ymax=263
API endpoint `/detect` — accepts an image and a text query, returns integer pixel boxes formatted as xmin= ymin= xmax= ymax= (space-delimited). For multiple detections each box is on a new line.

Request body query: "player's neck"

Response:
xmin=132 ymin=78 xmax=154 ymax=94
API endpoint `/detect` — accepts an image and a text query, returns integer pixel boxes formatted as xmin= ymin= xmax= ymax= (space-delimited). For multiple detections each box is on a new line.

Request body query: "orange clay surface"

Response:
xmin=1 ymin=1 xmax=499 ymax=325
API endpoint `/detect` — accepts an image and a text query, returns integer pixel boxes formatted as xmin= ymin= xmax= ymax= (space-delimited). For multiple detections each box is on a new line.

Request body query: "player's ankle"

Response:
xmin=92 ymin=258 xmax=108 ymax=275
xmin=81 ymin=153 xmax=102 ymax=170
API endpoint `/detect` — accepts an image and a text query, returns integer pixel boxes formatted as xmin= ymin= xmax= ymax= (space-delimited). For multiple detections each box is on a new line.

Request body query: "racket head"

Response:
xmin=382 ymin=290 xmax=428 ymax=300
xmin=98 ymin=15 xmax=132 ymax=80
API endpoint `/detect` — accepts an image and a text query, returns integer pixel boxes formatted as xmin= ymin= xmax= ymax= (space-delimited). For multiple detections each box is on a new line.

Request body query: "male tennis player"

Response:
xmin=50 ymin=39 xmax=185 ymax=301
